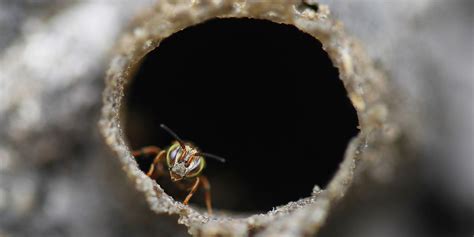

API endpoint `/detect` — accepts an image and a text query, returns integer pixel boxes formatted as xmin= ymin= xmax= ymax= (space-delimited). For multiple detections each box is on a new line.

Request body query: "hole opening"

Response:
xmin=123 ymin=18 xmax=359 ymax=214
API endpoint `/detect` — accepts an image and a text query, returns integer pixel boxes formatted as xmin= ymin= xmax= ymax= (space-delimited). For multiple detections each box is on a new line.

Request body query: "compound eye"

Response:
xmin=170 ymin=147 xmax=178 ymax=160
xmin=186 ymin=157 xmax=205 ymax=177
xmin=167 ymin=144 xmax=182 ymax=166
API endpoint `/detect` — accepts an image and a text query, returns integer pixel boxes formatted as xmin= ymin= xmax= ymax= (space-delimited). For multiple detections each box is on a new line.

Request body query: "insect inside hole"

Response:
xmin=132 ymin=124 xmax=226 ymax=215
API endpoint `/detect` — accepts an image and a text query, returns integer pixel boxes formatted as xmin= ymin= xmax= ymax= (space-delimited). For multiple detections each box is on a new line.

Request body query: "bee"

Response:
xmin=132 ymin=124 xmax=226 ymax=215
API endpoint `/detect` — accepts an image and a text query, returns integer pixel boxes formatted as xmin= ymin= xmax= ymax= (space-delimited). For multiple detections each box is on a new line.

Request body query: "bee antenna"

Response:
xmin=196 ymin=152 xmax=226 ymax=163
xmin=160 ymin=124 xmax=186 ymax=149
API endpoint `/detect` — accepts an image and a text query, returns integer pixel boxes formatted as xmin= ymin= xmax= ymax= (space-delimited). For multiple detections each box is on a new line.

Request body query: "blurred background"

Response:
xmin=0 ymin=0 xmax=472 ymax=236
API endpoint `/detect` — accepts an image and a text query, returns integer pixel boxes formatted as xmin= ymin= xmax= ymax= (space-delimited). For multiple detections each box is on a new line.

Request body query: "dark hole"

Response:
xmin=298 ymin=0 xmax=319 ymax=12
xmin=123 ymin=18 xmax=359 ymax=213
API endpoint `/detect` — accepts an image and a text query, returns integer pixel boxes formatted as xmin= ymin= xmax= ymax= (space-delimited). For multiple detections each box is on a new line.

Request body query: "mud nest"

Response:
xmin=100 ymin=0 xmax=402 ymax=236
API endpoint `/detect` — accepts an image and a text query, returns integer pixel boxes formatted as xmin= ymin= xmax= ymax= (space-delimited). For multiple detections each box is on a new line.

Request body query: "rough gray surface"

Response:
xmin=0 ymin=0 xmax=472 ymax=236
xmin=318 ymin=1 xmax=474 ymax=236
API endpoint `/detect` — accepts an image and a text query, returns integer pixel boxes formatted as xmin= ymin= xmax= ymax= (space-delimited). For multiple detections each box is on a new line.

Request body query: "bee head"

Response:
xmin=160 ymin=124 xmax=226 ymax=182
xmin=167 ymin=143 xmax=205 ymax=181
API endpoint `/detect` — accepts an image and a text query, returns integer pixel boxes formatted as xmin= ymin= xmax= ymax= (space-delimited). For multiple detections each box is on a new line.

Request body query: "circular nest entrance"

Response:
xmin=123 ymin=18 xmax=359 ymax=213
xmin=100 ymin=1 xmax=395 ymax=236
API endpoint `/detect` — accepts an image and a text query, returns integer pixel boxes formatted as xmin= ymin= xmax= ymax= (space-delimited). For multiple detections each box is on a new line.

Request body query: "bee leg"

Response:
xmin=183 ymin=177 xmax=200 ymax=206
xmin=132 ymin=146 xmax=166 ymax=178
xmin=152 ymin=156 xmax=168 ymax=179
xmin=132 ymin=146 xmax=161 ymax=157
xmin=200 ymin=175 xmax=213 ymax=215
xmin=146 ymin=150 xmax=166 ymax=178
